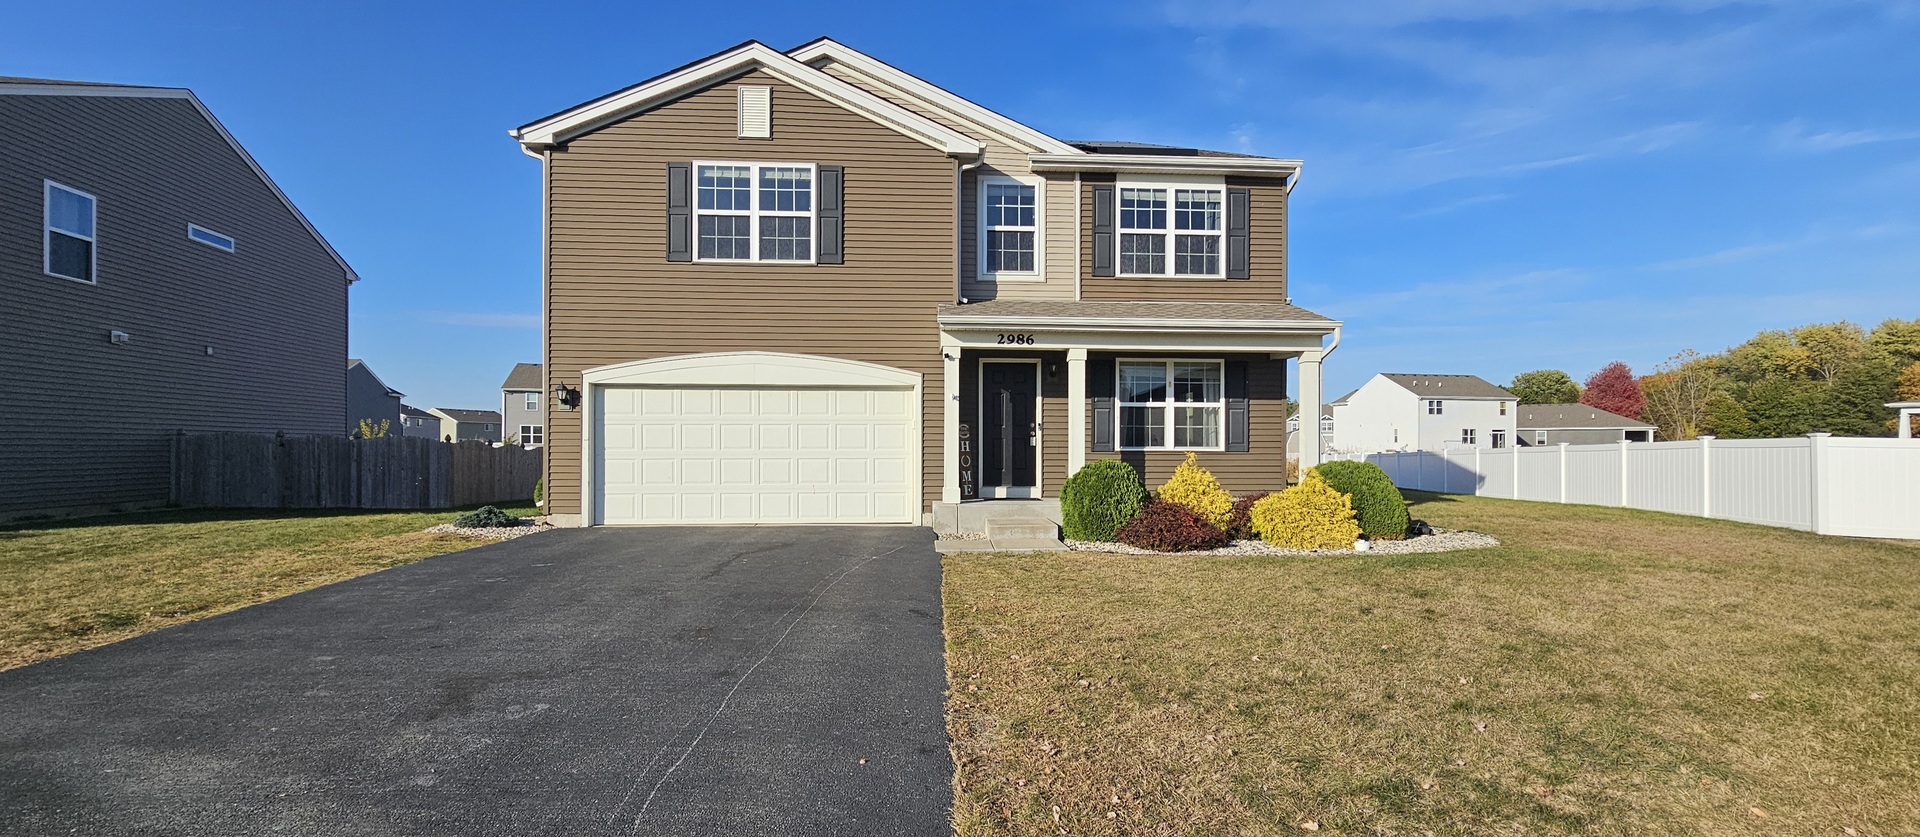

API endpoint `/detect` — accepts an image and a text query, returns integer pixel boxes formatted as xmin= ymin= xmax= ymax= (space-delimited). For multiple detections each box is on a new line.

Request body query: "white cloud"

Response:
xmin=1770 ymin=119 xmax=1920 ymax=153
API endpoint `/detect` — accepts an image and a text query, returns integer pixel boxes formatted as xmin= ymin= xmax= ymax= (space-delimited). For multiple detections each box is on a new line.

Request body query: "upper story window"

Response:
xmin=1427 ymin=400 xmax=1444 ymax=415
xmin=694 ymin=161 xmax=815 ymax=263
xmin=44 ymin=180 xmax=97 ymax=283
xmin=980 ymin=177 xmax=1038 ymax=277
xmin=1462 ymin=428 xmax=1477 ymax=445
xmin=1499 ymin=401 xmax=1508 ymax=416
xmin=524 ymin=392 xmax=538 ymax=410
xmin=1118 ymin=184 xmax=1223 ymax=278
xmin=188 ymin=223 xmax=236 ymax=253
xmin=1118 ymin=359 xmax=1224 ymax=450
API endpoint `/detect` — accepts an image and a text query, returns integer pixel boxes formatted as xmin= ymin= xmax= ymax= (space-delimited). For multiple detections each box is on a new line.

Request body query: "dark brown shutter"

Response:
xmin=1226 ymin=187 xmax=1250 ymax=279
xmin=666 ymin=162 xmax=692 ymax=263
xmin=1089 ymin=356 xmax=1116 ymax=452
xmin=816 ymin=165 xmax=843 ymax=264
xmin=1225 ymin=359 xmax=1250 ymax=452
xmin=1091 ymin=184 xmax=1115 ymax=277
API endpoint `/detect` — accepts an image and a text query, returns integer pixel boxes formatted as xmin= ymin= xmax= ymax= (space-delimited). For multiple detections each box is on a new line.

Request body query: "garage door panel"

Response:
xmin=598 ymin=384 xmax=916 ymax=525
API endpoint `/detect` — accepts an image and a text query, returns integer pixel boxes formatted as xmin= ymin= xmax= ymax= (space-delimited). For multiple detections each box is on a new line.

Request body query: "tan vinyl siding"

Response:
xmin=543 ymin=70 xmax=956 ymax=516
xmin=1080 ymin=174 xmax=1290 ymax=303
xmin=0 ymin=93 xmax=348 ymax=517
xmin=1085 ymin=353 xmax=1290 ymax=493
xmin=1044 ymin=171 xmax=1078 ymax=300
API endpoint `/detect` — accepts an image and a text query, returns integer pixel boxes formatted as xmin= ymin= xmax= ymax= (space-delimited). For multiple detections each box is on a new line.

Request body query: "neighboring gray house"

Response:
xmin=399 ymin=404 xmax=439 ymax=439
xmin=429 ymin=408 xmax=502 ymax=443
xmin=500 ymin=362 xmax=543 ymax=448
xmin=1517 ymin=404 xmax=1655 ymax=445
xmin=346 ymin=358 xmax=402 ymax=435
xmin=1 ymin=76 xmax=355 ymax=519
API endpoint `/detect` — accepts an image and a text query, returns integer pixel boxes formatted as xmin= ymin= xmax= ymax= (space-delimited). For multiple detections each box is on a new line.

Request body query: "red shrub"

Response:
xmin=1222 ymin=492 xmax=1270 ymax=540
xmin=1115 ymin=501 xmax=1232 ymax=553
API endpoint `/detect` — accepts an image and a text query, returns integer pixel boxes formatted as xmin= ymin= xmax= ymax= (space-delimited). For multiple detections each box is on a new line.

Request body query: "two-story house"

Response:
xmin=511 ymin=39 xmax=1342 ymax=527
xmin=500 ymin=362 xmax=544 ymax=447
xmin=398 ymin=404 xmax=440 ymax=439
xmin=1330 ymin=373 xmax=1517 ymax=453
xmin=346 ymin=358 xmax=403 ymax=435
xmin=1 ymin=76 xmax=355 ymax=519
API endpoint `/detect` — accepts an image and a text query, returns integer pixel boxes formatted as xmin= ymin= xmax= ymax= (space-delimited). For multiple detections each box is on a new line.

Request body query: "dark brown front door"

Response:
xmin=981 ymin=362 xmax=1038 ymax=490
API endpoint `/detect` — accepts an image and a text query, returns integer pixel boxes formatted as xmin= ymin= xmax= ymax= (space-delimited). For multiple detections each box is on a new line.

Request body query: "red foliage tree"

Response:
xmin=1580 ymin=361 xmax=1646 ymax=419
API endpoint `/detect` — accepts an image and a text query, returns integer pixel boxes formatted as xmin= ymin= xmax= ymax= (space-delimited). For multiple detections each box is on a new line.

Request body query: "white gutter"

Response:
xmin=1028 ymin=152 xmax=1302 ymax=177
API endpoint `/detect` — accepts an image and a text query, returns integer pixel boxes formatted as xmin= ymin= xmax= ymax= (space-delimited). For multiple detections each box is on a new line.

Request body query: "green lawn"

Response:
xmin=944 ymin=492 xmax=1920 ymax=836
xmin=0 ymin=505 xmax=533 ymax=670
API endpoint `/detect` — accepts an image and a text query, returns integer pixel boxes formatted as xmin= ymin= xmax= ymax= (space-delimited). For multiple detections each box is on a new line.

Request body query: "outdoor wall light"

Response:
xmin=551 ymin=381 xmax=580 ymax=411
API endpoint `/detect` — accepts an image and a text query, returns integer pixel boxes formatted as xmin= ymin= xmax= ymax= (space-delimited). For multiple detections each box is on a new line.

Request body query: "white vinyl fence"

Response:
xmin=1345 ymin=434 xmax=1920 ymax=540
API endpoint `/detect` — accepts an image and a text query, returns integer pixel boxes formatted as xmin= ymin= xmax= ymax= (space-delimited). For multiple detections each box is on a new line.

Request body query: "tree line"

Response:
xmin=1505 ymin=318 xmax=1920 ymax=441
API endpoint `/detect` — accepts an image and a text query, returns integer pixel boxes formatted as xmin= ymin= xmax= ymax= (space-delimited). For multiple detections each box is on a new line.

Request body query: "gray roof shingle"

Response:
xmin=1517 ymin=404 xmax=1654 ymax=430
xmin=1380 ymin=373 xmax=1515 ymax=400
xmin=501 ymin=362 xmax=543 ymax=391
xmin=432 ymin=408 xmax=501 ymax=423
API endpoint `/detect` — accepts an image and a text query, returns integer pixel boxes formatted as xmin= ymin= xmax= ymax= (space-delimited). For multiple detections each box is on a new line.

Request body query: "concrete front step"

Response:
xmin=982 ymin=517 xmax=1060 ymax=540
xmin=934 ymin=537 xmax=1068 ymax=554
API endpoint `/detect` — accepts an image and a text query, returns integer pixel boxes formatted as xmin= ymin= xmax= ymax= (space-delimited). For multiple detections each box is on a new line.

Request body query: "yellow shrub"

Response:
xmin=1157 ymin=451 xmax=1234 ymax=529
xmin=1249 ymin=472 xmax=1362 ymax=550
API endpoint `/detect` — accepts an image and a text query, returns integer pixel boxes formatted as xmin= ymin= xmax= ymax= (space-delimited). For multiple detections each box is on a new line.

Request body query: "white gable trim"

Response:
xmin=510 ymin=42 xmax=983 ymax=157
xmin=788 ymin=39 xmax=1080 ymax=156
xmin=0 ymin=82 xmax=359 ymax=284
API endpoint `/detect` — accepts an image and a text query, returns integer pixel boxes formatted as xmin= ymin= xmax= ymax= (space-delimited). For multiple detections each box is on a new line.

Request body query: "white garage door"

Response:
xmin=596 ymin=386 xmax=915 ymax=524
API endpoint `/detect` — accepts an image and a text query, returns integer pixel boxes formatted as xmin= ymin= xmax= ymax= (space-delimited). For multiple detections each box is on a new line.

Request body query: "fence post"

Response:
xmin=1474 ymin=445 xmax=1482 ymax=496
xmin=1558 ymin=443 xmax=1569 ymax=503
xmin=1698 ymin=435 xmax=1714 ymax=518
xmin=1513 ymin=444 xmax=1521 ymax=500
xmin=1618 ymin=438 xmax=1631 ymax=508
xmin=1807 ymin=432 xmax=1830 ymax=534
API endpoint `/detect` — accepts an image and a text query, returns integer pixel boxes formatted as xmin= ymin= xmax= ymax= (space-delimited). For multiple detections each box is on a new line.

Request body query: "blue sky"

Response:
xmin=7 ymin=1 xmax=1916 ymax=408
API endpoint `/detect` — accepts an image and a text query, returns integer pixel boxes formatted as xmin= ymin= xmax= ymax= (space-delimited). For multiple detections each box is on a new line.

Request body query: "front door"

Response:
xmin=980 ymin=361 xmax=1039 ymax=496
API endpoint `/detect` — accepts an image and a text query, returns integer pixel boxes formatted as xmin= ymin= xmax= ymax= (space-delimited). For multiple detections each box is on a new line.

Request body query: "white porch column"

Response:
xmin=941 ymin=343 xmax=961 ymax=503
xmin=1298 ymin=351 xmax=1324 ymax=471
xmin=1066 ymin=348 xmax=1088 ymax=476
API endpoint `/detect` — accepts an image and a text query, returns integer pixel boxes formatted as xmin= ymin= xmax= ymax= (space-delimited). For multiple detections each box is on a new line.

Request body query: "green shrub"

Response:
xmin=1249 ymin=473 xmax=1361 ymax=550
xmin=1156 ymin=451 xmax=1234 ymax=529
xmin=1060 ymin=460 xmax=1149 ymax=541
xmin=1115 ymin=501 xmax=1231 ymax=552
xmin=1310 ymin=460 xmax=1411 ymax=539
xmin=453 ymin=505 xmax=520 ymax=529
xmin=534 ymin=478 xmax=544 ymax=506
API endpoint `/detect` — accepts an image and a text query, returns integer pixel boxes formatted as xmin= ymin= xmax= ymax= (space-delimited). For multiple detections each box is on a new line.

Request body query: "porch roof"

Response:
xmin=936 ymin=300 xmax=1338 ymax=332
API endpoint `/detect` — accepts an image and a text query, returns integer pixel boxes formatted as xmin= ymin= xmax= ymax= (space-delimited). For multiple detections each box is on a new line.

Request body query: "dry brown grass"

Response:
xmin=0 ymin=506 xmax=532 ymax=670
xmin=944 ymin=492 xmax=1920 ymax=835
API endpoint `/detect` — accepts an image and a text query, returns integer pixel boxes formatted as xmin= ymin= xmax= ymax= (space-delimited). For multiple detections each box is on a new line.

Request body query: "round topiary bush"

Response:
xmin=454 ymin=505 xmax=520 ymax=529
xmin=1249 ymin=472 xmax=1362 ymax=550
xmin=1060 ymin=460 xmax=1150 ymax=541
xmin=1310 ymin=460 xmax=1411 ymax=540
xmin=1156 ymin=451 xmax=1234 ymax=529
xmin=1115 ymin=501 xmax=1232 ymax=552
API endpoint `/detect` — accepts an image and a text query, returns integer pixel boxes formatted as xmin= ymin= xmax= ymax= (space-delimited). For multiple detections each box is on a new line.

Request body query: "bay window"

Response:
xmin=693 ymin=161 xmax=815 ymax=262
xmin=1117 ymin=360 xmax=1225 ymax=450
xmin=1118 ymin=183 xmax=1223 ymax=277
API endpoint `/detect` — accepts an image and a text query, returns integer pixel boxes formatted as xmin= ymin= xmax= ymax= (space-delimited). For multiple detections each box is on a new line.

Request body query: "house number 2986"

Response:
xmin=996 ymin=333 xmax=1036 ymax=345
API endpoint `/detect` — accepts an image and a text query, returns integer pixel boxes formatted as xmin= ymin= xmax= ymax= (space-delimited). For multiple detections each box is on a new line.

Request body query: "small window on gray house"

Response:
xmin=1536 ymin=430 xmax=1548 ymax=445
xmin=524 ymin=392 xmax=538 ymax=410
xmin=44 ymin=181 xmax=96 ymax=283
xmin=188 ymin=223 xmax=236 ymax=252
xmin=520 ymin=425 xmax=544 ymax=445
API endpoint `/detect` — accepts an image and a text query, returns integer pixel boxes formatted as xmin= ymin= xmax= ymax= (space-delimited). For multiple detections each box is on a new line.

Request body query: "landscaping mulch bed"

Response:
xmin=1066 ymin=527 xmax=1498 ymax=556
xmin=424 ymin=516 xmax=557 ymax=541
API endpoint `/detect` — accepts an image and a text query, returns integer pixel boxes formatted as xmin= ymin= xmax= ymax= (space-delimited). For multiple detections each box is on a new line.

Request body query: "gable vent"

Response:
xmin=737 ymin=85 xmax=771 ymax=139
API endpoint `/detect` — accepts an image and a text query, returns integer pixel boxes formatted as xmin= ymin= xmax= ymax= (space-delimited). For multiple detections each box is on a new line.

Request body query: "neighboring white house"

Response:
xmin=1330 ymin=373 xmax=1518 ymax=453
xmin=1286 ymin=406 xmax=1336 ymax=459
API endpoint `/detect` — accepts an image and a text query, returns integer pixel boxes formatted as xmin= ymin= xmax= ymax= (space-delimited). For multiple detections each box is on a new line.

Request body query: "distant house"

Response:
xmin=1286 ymin=406 xmax=1335 ymax=458
xmin=429 ymin=408 xmax=502 ymax=443
xmin=399 ymin=404 xmax=439 ymax=439
xmin=346 ymin=359 xmax=403 ymax=435
xmin=1517 ymin=404 xmax=1655 ymax=445
xmin=1331 ymin=374 xmax=1518 ymax=453
xmin=1 ymin=76 xmax=355 ymax=519
xmin=500 ymin=362 xmax=543 ymax=448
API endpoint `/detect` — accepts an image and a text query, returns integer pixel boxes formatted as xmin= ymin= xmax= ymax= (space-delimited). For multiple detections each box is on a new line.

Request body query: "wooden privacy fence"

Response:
xmin=170 ymin=432 xmax=541 ymax=510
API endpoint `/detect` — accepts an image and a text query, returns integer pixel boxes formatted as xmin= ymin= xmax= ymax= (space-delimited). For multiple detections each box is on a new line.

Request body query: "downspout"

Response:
xmin=955 ymin=153 xmax=985 ymax=304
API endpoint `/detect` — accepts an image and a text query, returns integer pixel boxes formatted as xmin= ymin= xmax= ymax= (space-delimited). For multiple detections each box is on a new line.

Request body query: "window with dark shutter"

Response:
xmin=817 ymin=165 xmax=843 ymax=264
xmin=1090 ymin=184 xmax=1115 ymax=278
xmin=666 ymin=163 xmax=691 ymax=262
xmin=1226 ymin=188 xmax=1250 ymax=280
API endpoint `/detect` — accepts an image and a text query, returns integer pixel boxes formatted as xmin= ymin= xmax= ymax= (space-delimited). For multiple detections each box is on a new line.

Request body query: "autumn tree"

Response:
xmin=1641 ymin=351 xmax=1725 ymax=440
xmin=1507 ymin=369 xmax=1580 ymax=404
xmin=1580 ymin=361 xmax=1645 ymax=419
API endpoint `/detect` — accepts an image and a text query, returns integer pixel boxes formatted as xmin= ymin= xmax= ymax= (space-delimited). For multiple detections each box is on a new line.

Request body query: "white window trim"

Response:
xmin=521 ymin=424 xmax=544 ymax=445
xmin=187 ymin=223 xmax=236 ymax=253
xmin=976 ymin=174 xmax=1043 ymax=281
xmin=1427 ymin=400 xmax=1444 ymax=415
xmin=1462 ymin=428 xmax=1477 ymax=445
xmin=1115 ymin=358 xmax=1227 ymax=452
xmin=524 ymin=392 xmax=538 ymax=410
xmin=1115 ymin=176 xmax=1227 ymax=279
xmin=44 ymin=180 xmax=97 ymax=284
xmin=691 ymin=159 xmax=819 ymax=265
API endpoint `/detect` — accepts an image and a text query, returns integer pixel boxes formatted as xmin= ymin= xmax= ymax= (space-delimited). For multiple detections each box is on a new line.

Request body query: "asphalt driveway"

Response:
xmin=0 ymin=526 xmax=949 ymax=837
